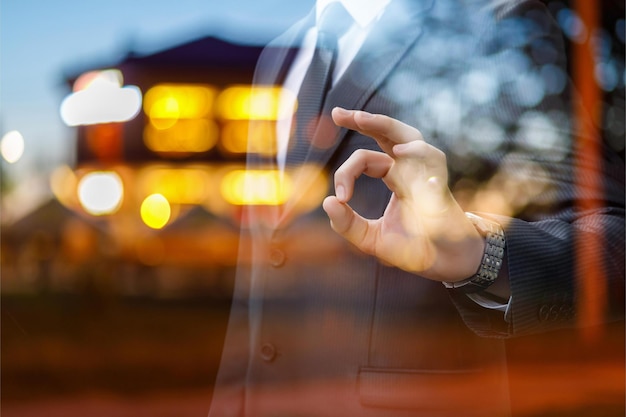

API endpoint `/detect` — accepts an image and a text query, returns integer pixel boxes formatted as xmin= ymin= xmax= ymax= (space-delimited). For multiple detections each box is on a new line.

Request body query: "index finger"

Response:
xmin=331 ymin=107 xmax=424 ymax=155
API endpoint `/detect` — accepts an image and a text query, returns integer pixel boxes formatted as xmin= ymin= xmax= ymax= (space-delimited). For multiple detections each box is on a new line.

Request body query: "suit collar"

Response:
xmin=250 ymin=1 xmax=434 ymax=226
xmin=277 ymin=0 xmax=432 ymax=224
xmin=316 ymin=0 xmax=390 ymax=29
xmin=299 ymin=0 xmax=431 ymax=166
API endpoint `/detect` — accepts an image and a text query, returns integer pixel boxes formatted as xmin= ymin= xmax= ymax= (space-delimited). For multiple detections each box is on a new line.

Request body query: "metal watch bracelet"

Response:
xmin=442 ymin=212 xmax=506 ymax=294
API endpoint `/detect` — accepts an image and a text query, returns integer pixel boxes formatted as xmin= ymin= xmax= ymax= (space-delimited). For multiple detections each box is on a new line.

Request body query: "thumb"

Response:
xmin=322 ymin=196 xmax=355 ymax=234
xmin=322 ymin=196 xmax=374 ymax=254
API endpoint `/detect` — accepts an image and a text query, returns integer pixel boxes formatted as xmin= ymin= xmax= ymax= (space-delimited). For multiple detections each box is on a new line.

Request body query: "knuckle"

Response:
xmin=411 ymin=140 xmax=429 ymax=156
xmin=413 ymin=129 xmax=424 ymax=141
xmin=334 ymin=165 xmax=349 ymax=180
xmin=433 ymin=148 xmax=447 ymax=163
xmin=352 ymin=148 xmax=370 ymax=159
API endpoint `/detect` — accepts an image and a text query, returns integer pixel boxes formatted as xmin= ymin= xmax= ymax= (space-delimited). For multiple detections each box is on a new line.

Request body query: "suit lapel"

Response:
xmin=310 ymin=0 xmax=432 ymax=159
xmin=252 ymin=10 xmax=315 ymax=87
xmin=243 ymin=12 xmax=315 ymax=231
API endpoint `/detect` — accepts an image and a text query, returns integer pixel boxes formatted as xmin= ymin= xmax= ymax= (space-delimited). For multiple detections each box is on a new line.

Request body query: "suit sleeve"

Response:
xmin=447 ymin=0 xmax=626 ymax=337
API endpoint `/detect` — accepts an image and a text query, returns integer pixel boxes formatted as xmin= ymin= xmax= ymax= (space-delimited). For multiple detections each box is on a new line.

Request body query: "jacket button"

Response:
xmin=269 ymin=248 xmax=286 ymax=267
xmin=538 ymin=305 xmax=550 ymax=322
xmin=260 ymin=343 xmax=277 ymax=362
xmin=548 ymin=305 xmax=560 ymax=321
xmin=559 ymin=304 xmax=571 ymax=320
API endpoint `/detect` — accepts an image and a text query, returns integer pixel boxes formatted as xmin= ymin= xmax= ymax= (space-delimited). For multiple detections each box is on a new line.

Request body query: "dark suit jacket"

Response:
xmin=209 ymin=1 xmax=625 ymax=416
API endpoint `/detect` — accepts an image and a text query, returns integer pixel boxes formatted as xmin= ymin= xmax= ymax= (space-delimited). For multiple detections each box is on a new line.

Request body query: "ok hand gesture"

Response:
xmin=322 ymin=108 xmax=485 ymax=283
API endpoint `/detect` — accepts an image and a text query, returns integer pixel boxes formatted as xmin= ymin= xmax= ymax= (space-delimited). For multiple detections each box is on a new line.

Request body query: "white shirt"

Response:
xmin=276 ymin=0 xmax=390 ymax=170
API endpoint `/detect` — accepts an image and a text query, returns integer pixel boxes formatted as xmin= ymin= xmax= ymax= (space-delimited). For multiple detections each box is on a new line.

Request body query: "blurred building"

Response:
xmin=4 ymin=36 xmax=277 ymax=297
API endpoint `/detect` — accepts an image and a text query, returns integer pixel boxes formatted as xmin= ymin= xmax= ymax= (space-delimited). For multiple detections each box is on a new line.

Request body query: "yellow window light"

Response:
xmin=220 ymin=169 xmax=292 ymax=205
xmin=140 ymin=193 xmax=171 ymax=229
xmin=217 ymin=85 xmax=295 ymax=121
xmin=50 ymin=164 xmax=78 ymax=208
xmin=220 ymin=120 xmax=278 ymax=156
xmin=144 ymin=84 xmax=217 ymax=120
xmin=144 ymin=119 xmax=218 ymax=154
xmin=138 ymin=167 xmax=211 ymax=205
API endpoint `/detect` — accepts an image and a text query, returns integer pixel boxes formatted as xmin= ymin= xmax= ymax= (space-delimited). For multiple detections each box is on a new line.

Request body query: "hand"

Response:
xmin=322 ymin=107 xmax=485 ymax=282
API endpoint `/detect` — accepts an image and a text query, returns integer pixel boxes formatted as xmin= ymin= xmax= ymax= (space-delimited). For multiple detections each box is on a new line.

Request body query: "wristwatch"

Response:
xmin=443 ymin=212 xmax=506 ymax=293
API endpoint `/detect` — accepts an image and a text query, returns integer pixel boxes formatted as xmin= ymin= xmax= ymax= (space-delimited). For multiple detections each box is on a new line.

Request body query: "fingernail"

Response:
xmin=333 ymin=107 xmax=350 ymax=116
xmin=336 ymin=184 xmax=346 ymax=201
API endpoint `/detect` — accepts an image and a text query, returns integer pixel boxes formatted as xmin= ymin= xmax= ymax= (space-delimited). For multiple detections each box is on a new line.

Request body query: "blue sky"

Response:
xmin=0 ymin=0 xmax=313 ymax=211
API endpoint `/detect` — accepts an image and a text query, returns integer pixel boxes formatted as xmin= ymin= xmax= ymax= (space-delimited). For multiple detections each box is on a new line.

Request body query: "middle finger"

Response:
xmin=334 ymin=149 xmax=394 ymax=203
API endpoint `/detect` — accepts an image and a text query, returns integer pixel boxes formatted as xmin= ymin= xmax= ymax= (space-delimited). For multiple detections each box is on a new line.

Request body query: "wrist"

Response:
xmin=442 ymin=213 xmax=506 ymax=294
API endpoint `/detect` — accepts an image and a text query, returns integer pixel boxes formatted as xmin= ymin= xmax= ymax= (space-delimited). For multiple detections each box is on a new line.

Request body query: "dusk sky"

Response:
xmin=0 ymin=0 xmax=314 ymax=218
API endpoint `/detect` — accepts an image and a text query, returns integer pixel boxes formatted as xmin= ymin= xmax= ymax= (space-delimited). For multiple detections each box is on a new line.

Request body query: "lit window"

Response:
xmin=144 ymin=119 xmax=219 ymax=154
xmin=143 ymin=84 xmax=218 ymax=155
xmin=217 ymin=85 xmax=294 ymax=121
xmin=220 ymin=169 xmax=292 ymax=205
xmin=138 ymin=167 xmax=211 ymax=204
xmin=144 ymin=84 xmax=217 ymax=120
xmin=220 ymin=120 xmax=278 ymax=156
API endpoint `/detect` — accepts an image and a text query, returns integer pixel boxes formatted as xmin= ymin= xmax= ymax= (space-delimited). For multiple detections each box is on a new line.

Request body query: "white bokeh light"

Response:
xmin=463 ymin=70 xmax=499 ymax=105
xmin=60 ymin=70 xmax=142 ymax=126
xmin=77 ymin=171 xmax=124 ymax=215
xmin=1 ymin=130 xmax=25 ymax=163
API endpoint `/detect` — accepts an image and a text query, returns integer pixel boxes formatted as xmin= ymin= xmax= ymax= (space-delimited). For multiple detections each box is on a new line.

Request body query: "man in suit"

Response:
xmin=209 ymin=1 xmax=625 ymax=416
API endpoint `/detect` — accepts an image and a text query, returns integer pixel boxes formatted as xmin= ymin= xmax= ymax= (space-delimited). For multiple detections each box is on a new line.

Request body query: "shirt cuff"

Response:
xmin=466 ymin=292 xmax=509 ymax=312
xmin=465 ymin=263 xmax=512 ymax=321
